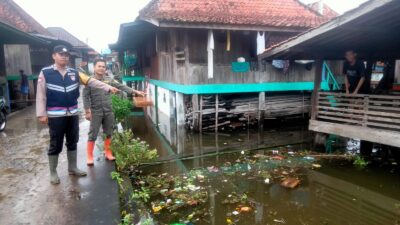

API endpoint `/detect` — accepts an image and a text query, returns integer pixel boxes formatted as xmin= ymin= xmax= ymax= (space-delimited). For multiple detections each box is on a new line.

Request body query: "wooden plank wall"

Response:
xmin=154 ymin=28 xmax=338 ymax=85
xmin=4 ymin=44 xmax=32 ymax=75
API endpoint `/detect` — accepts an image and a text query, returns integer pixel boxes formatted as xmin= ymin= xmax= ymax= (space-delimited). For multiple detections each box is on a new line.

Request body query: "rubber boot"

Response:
xmin=87 ymin=141 xmax=95 ymax=166
xmin=104 ymin=138 xmax=115 ymax=161
xmin=67 ymin=151 xmax=87 ymax=176
xmin=48 ymin=155 xmax=60 ymax=185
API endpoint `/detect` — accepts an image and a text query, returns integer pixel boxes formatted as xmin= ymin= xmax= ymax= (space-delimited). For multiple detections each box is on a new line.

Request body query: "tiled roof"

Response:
xmin=47 ymin=27 xmax=89 ymax=48
xmin=0 ymin=0 xmax=50 ymax=35
xmin=308 ymin=2 xmax=339 ymax=19
xmin=140 ymin=0 xmax=328 ymax=28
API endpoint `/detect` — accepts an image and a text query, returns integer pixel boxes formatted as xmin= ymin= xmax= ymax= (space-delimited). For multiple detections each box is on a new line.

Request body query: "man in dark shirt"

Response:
xmin=19 ymin=70 xmax=29 ymax=102
xmin=343 ymin=50 xmax=367 ymax=94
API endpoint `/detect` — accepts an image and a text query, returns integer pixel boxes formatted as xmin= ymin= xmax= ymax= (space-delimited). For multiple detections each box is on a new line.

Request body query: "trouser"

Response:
xmin=48 ymin=115 xmax=79 ymax=155
xmin=88 ymin=113 xmax=114 ymax=141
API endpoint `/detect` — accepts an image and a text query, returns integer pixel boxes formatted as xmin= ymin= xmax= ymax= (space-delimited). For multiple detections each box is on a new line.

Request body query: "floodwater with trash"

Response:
xmin=126 ymin=115 xmax=400 ymax=225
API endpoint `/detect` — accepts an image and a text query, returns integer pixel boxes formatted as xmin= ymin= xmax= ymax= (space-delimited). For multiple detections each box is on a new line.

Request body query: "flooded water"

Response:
xmin=127 ymin=114 xmax=400 ymax=225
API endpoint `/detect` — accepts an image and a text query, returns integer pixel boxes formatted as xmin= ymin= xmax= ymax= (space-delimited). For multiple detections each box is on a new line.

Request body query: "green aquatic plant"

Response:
xmin=119 ymin=214 xmax=134 ymax=225
xmin=111 ymin=130 xmax=158 ymax=172
xmin=131 ymin=187 xmax=151 ymax=203
xmin=111 ymin=94 xmax=132 ymax=123
xmin=111 ymin=171 xmax=124 ymax=190
xmin=353 ymin=156 xmax=368 ymax=168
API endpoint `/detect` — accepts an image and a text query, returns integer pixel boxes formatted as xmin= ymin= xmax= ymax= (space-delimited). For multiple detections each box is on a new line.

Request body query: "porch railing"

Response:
xmin=316 ymin=92 xmax=400 ymax=132
xmin=323 ymin=62 xmax=340 ymax=91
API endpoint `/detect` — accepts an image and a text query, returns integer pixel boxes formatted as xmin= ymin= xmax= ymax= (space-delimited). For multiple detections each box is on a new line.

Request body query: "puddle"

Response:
xmin=68 ymin=189 xmax=89 ymax=200
xmin=123 ymin=115 xmax=400 ymax=225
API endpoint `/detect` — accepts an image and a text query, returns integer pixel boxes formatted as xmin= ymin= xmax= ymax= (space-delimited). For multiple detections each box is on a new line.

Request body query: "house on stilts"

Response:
xmin=260 ymin=0 xmax=400 ymax=151
xmin=110 ymin=0 xmax=340 ymax=138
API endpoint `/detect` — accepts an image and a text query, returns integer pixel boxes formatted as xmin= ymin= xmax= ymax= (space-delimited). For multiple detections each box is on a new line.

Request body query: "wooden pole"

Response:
xmin=311 ymin=59 xmax=323 ymax=120
xmin=258 ymin=92 xmax=265 ymax=129
xmin=199 ymin=95 xmax=203 ymax=132
xmin=192 ymin=94 xmax=199 ymax=131
xmin=215 ymin=94 xmax=219 ymax=133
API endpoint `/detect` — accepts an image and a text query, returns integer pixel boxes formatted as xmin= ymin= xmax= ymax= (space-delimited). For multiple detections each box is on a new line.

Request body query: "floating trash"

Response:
xmin=281 ymin=178 xmax=300 ymax=189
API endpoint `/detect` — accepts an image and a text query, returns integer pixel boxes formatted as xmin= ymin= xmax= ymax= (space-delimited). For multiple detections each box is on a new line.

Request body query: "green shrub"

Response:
xmin=111 ymin=130 xmax=158 ymax=172
xmin=111 ymin=94 xmax=132 ymax=123
xmin=353 ymin=156 xmax=368 ymax=168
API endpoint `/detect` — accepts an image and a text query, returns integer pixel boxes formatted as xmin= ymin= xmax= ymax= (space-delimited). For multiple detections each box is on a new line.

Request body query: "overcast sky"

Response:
xmin=14 ymin=0 xmax=368 ymax=53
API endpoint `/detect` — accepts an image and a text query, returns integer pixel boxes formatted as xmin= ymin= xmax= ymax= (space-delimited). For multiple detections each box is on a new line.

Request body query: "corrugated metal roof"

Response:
xmin=260 ymin=0 xmax=400 ymax=60
xmin=47 ymin=27 xmax=90 ymax=49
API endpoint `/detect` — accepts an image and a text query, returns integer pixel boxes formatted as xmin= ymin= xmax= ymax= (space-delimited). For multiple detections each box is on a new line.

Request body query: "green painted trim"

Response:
xmin=121 ymin=76 xmax=145 ymax=82
xmin=128 ymin=111 xmax=145 ymax=116
xmin=149 ymin=79 xmax=329 ymax=94
xmin=7 ymin=75 xmax=38 ymax=81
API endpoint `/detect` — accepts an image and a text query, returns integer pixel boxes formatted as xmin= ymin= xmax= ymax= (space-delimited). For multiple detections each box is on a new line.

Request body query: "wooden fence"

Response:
xmin=316 ymin=92 xmax=400 ymax=132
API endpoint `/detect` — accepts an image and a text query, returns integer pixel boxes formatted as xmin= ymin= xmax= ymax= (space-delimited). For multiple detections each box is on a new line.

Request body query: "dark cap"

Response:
xmin=53 ymin=45 xmax=69 ymax=54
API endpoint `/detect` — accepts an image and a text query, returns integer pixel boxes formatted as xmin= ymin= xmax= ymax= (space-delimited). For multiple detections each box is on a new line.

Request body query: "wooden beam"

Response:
xmin=258 ymin=92 xmax=265 ymax=129
xmin=158 ymin=21 xmax=304 ymax=33
xmin=311 ymin=59 xmax=323 ymax=120
xmin=309 ymin=120 xmax=400 ymax=148
xmin=215 ymin=94 xmax=219 ymax=133
xmin=192 ymin=94 xmax=199 ymax=131
xmin=199 ymin=95 xmax=203 ymax=132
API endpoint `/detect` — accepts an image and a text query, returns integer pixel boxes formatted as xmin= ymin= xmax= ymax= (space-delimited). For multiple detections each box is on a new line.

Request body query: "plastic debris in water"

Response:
xmin=271 ymin=156 xmax=284 ymax=160
xmin=232 ymin=211 xmax=240 ymax=215
xmin=226 ymin=218 xmax=234 ymax=225
xmin=207 ymin=166 xmax=219 ymax=173
xmin=152 ymin=205 xmax=163 ymax=213
xmin=273 ymin=218 xmax=286 ymax=223
xmin=312 ymin=163 xmax=322 ymax=169
xmin=241 ymin=150 xmax=245 ymax=155
xmin=197 ymin=175 xmax=205 ymax=182
xmin=264 ymin=178 xmax=270 ymax=184
xmin=281 ymin=178 xmax=300 ymax=189
xmin=272 ymin=150 xmax=279 ymax=154
xmin=303 ymin=156 xmax=315 ymax=161
xmin=187 ymin=184 xmax=201 ymax=191
xmin=240 ymin=206 xmax=252 ymax=212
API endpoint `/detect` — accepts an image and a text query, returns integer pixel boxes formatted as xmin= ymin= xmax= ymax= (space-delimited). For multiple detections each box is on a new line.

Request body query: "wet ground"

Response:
xmin=125 ymin=115 xmax=400 ymax=225
xmin=0 ymin=105 xmax=119 ymax=225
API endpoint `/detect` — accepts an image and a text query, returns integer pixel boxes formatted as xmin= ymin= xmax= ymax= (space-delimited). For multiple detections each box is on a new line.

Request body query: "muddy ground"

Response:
xmin=0 ymin=105 xmax=119 ymax=225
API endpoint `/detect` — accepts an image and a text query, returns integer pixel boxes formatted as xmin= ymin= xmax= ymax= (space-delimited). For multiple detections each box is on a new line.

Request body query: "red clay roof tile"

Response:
xmin=140 ymin=0 xmax=329 ymax=28
xmin=0 ymin=0 xmax=50 ymax=35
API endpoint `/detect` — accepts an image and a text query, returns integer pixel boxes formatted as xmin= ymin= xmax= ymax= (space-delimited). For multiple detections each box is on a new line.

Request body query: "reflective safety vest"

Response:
xmin=42 ymin=65 xmax=80 ymax=116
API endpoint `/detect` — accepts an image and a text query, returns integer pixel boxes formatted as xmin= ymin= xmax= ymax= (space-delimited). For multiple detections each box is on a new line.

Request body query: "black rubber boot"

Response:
xmin=67 ymin=151 xmax=87 ymax=177
xmin=48 ymin=155 xmax=60 ymax=184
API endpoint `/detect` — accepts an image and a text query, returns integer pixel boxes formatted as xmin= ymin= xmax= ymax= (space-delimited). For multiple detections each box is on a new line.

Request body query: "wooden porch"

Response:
xmin=309 ymin=92 xmax=400 ymax=147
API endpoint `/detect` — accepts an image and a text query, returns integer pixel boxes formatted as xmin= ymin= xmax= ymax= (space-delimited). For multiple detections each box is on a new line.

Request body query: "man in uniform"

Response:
xmin=83 ymin=59 xmax=144 ymax=165
xmin=36 ymin=45 xmax=119 ymax=184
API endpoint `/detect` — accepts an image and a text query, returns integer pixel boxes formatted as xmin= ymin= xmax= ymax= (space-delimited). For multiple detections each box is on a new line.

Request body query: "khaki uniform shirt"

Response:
xmin=83 ymin=75 xmax=135 ymax=115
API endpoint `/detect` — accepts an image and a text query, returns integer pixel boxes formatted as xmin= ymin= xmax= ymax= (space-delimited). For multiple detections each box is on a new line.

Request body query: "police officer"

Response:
xmin=36 ymin=45 xmax=119 ymax=184
xmin=83 ymin=58 xmax=144 ymax=165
